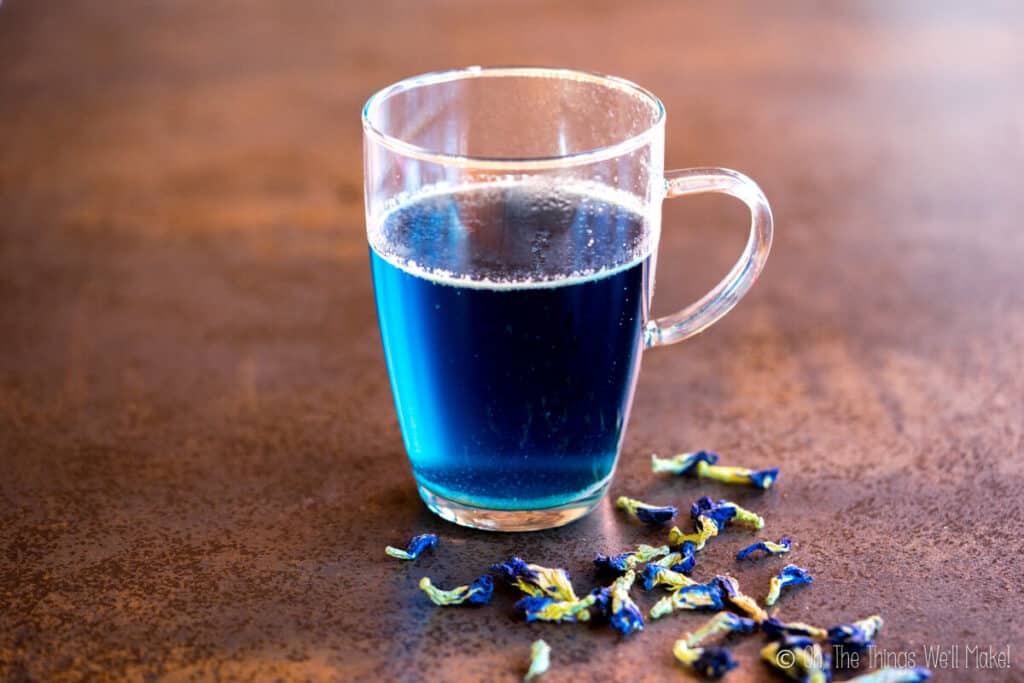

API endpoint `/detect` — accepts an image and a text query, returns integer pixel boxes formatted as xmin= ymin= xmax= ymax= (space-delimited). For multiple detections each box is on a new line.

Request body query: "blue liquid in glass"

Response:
xmin=370 ymin=182 xmax=651 ymax=510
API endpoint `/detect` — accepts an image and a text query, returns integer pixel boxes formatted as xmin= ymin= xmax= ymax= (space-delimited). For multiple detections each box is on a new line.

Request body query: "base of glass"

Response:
xmin=417 ymin=484 xmax=605 ymax=532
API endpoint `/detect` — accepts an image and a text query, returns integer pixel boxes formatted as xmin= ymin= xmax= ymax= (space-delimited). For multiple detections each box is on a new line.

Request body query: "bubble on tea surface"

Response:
xmin=370 ymin=179 xmax=651 ymax=288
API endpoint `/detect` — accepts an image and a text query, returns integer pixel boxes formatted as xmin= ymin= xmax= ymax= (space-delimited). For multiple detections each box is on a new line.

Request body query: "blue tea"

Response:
xmin=370 ymin=181 xmax=652 ymax=510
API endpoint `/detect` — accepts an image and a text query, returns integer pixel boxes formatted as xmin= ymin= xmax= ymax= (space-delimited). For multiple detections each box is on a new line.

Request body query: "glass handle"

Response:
xmin=645 ymin=167 xmax=773 ymax=348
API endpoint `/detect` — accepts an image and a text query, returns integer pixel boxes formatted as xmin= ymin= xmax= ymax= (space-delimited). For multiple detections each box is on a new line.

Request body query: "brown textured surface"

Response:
xmin=1 ymin=1 xmax=1022 ymax=681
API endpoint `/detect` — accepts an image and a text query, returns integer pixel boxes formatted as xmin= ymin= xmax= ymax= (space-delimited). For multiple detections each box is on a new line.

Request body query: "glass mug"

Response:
xmin=363 ymin=67 xmax=772 ymax=531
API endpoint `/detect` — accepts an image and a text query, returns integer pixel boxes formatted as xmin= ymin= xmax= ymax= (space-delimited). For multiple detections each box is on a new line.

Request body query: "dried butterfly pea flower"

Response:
xmin=593 ymin=570 xmax=645 ymax=635
xmin=683 ymin=611 xmax=759 ymax=647
xmin=593 ymin=544 xmax=670 ymax=573
xmin=670 ymin=499 xmax=759 ymax=554
xmin=700 ymin=464 xmax=779 ymax=490
xmin=593 ymin=552 xmax=634 ymax=573
xmin=765 ymin=565 xmax=814 ymax=606
xmin=652 ymin=451 xmax=779 ymax=489
xmin=654 ymin=540 xmax=698 ymax=574
xmin=418 ymin=575 xmax=493 ymax=606
xmin=761 ymin=636 xmax=832 ymax=683
xmin=692 ymin=496 xmax=765 ymax=530
xmin=712 ymin=575 xmax=769 ymax=622
xmin=385 ymin=533 xmax=438 ymax=560
xmin=736 ymin=536 xmax=792 ymax=561
xmin=650 ymin=580 xmax=726 ymax=619
xmin=671 ymin=612 xmax=758 ymax=678
xmin=760 ymin=617 xmax=829 ymax=640
xmin=634 ymin=543 xmax=671 ymax=562
xmin=673 ymin=642 xmax=738 ymax=679
xmin=690 ymin=496 xmax=737 ymax=530
xmin=669 ymin=518 xmax=719 ymax=552
xmin=515 ymin=593 xmax=597 ymax=623
xmin=524 ymin=639 xmax=551 ymax=681
xmin=651 ymin=450 xmax=720 ymax=475
xmin=826 ymin=615 xmax=884 ymax=654
xmin=640 ymin=563 xmax=697 ymax=591
xmin=651 ymin=550 xmax=681 ymax=569
xmin=492 ymin=557 xmax=579 ymax=602
xmin=616 ymin=496 xmax=678 ymax=525
xmin=846 ymin=667 xmax=931 ymax=683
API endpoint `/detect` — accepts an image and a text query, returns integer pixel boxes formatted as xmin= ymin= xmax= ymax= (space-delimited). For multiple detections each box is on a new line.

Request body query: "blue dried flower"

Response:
xmin=673 ymin=642 xmax=738 ymax=679
xmin=616 ymin=496 xmax=677 ymax=525
xmin=846 ymin=667 xmax=931 ymax=683
xmin=594 ymin=570 xmax=644 ymax=636
xmin=701 ymin=464 xmax=779 ymax=489
xmin=736 ymin=536 xmax=792 ymax=561
xmin=640 ymin=563 xmax=697 ymax=591
xmin=761 ymin=636 xmax=832 ymax=683
xmin=691 ymin=496 xmax=764 ymax=530
xmin=690 ymin=496 xmax=737 ymax=531
xmin=684 ymin=611 xmax=759 ymax=647
xmin=669 ymin=541 xmax=698 ymax=573
xmin=745 ymin=467 xmax=780 ymax=489
xmin=515 ymin=594 xmax=597 ymax=623
xmin=589 ymin=585 xmax=611 ymax=610
xmin=492 ymin=557 xmax=578 ymax=602
xmin=712 ymin=575 xmax=769 ymax=622
xmin=594 ymin=552 xmax=634 ymax=573
xmin=651 ymin=450 xmax=720 ymax=475
xmin=524 ymin=639 xmax=551 ymax=681
xmin=419 ymin=575 xmax=493 ymax=606
xmin=650 ymin=550 xmax=681 ymax=570
xmin=692 ymin=647 xmax=739 ymax=679
xmin=671 ymin=498 xmax=764 ymax=554
xmin=766 ymin=565 xmax=813 ymax=606
xmin=610 ymin=602 xmax=644 ymax=635
xmin=673 ymin=612 xmax=755 ymax=678
xmin=669 ymin=520 xmax=718 ymax=551
xmin=650 ymin=580 xmax=726 ymax=619
xmin=652 ymin=451 xmax=779 ymax=489
xmin=493 ymin=556 xmax=538 ymax=583
xmin=594 ymin=544 xmax=669 ymax=574
xmin=826 ymin=615 xmax=884 ymax=654
xmin=761 ymin=617 xmax=828 ymax=640
xmin=385 ymin=533 xmax=438 ymax=560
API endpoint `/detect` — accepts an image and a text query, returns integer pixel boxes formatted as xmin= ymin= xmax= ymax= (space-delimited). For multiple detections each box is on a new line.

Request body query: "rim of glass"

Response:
xmin=361 ymin=66 xmax=666 ymax=170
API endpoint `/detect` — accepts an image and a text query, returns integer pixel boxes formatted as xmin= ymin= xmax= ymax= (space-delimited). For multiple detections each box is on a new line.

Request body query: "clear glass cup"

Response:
xmin=363 ymin=67 xmax=772 ymax=531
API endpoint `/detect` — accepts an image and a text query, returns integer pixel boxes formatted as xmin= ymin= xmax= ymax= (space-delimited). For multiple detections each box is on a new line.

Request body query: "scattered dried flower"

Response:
xmin=652 ymin=451 xmax=779 ymax=489
xmin=640 ymin=563 xmax=697 ymax=591
xmin=419 ymin=575 xmax=493 ymax=606
xmin=692 ymin=496 xmax=765 ymax=530
xmin=712 ymin=575 xmax=770 ymax=622
xmin=673 ymin=642 xmax=738 ymax=679
xmin=594 ymin=544 xmax=670 ymax=573
xmin=515 ymin=594 xmax=597 ymax=623
xmin=650 ymin=580 xmax=726 ymax=619
xmin=826 ymin=615 xmax=884 ymax=654
xmin=616 ymin=496 xmax=678 ymax=525
xmin=765 ymin=565 xmax=814 ymax=606
xmin=736 ymin=536 xmax=792 ymax=561
xmin=761 ymin=636 xmax=831 ymax=683
xmin=593 ymin=570 xmax=644 ymax=635
xmin=385 ymin=533 xmax=438 ymax=560
xmin=492 ymin=557 xmax=579 ymax=602
xmin=669 ymin=518 xmax=719 ymax=552
xmin=651 ymin=450 xmax=720 ymax=475
xmin=760 ymin=617 xmax=828 ymax=640
xmin=683 ymin=611 xmax=759 ymax=647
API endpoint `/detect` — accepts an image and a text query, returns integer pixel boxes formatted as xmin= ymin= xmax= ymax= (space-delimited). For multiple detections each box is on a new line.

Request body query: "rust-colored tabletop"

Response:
xmin=1 ymin=2 xmax=1022 ymax=681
